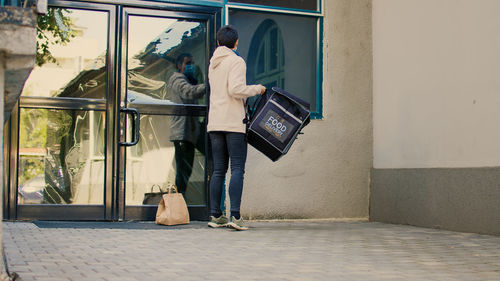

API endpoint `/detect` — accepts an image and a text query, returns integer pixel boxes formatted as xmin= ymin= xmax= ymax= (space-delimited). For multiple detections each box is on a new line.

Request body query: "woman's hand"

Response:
xmin=258 ymin=85 xmax=266 ymax=95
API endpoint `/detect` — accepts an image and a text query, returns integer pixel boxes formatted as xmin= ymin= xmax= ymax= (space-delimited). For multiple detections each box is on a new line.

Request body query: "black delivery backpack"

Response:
xmin=246 ymin=87 xmax=311 ymax=162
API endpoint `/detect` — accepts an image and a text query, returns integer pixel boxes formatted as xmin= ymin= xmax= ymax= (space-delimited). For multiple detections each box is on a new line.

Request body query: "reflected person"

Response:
xmin=167 ymin=53 xmax=206 ymax=195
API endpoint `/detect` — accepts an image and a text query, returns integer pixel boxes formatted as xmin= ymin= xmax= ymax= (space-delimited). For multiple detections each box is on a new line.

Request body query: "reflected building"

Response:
xmin=18 ymin=14 xmax=208 ymax=206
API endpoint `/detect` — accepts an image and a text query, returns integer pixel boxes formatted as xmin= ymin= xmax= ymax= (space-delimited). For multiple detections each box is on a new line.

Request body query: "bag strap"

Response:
xmin=163 ymin=183 xmax=179 ymax=194
xmin=245 ymin=88 xmax=270 ymax=122
xmin=150 ymin=184 xmax=164 ymax=193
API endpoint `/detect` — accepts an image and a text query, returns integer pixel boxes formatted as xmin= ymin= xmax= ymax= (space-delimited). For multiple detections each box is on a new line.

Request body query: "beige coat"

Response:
xmin=207 ymin=46 xmax=262 ymax=133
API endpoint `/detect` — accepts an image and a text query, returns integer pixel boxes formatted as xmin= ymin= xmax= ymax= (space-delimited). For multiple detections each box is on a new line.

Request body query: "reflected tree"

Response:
xmin=36 ymin=8 xmax=76 ymax=66
xmin=18 ymin=109 xmax=47 ymax=187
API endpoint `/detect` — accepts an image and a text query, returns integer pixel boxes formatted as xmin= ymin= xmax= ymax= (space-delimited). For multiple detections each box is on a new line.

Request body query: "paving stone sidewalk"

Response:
xmin=2 ymin=220 xmax=500 ymax=281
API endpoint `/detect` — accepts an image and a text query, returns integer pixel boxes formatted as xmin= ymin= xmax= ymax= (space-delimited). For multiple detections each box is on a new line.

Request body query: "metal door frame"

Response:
xmin=4 ymin=0 xmax=220 ymax=221
xmin=118 ymin=6 xmax=218 ymax=221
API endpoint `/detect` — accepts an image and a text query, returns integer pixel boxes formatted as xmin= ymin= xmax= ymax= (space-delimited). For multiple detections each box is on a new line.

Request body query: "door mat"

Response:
xmin=33 ymin=220 xmax=206 ymax=229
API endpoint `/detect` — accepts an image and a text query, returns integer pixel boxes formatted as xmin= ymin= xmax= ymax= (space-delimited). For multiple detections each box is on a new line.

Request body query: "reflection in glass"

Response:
xmin=22 ymin=8 xmax=108 ymax=99
xmin=127 ymin=16 xmax=207 ymax=105
xmin=18 ymin=109 xmax=105 ymax=205
xmin=270 ymin=28 xmax=278 ymax=70
xmin=126 ymin=115 xmax=206 ymax=206
xmin=125 ymin=15 xmax=208 ymax=207
xmin=250 ymin=20 xmax=284 ymax=89
xmin=230 ymin=10 xmax=318 ymax=111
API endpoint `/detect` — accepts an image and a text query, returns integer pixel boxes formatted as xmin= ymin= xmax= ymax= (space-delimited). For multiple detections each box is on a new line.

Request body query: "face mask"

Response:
xmin=183 ymin=64 xmax=195 ymax=77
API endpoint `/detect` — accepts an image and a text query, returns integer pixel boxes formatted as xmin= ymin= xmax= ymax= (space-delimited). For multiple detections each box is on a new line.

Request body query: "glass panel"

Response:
xmin=18 ymin=109 xmax=105 ymax=205
xmin=269 ymin=27 xmax=278 ymax=70
xmin=230 ymin=10 xmax=317 ymax=111
xmin=257 ymin=44 xmax=265 ymax=74
xmin=229 ymin=0 xmax=318 ymax=11
xmin=22 ymin=8 xmax=108 ymax=98
xmin=126 ymin=115 xmax=206 ymax=206
xmin=127 ymin=16 xmax=207 ymax=105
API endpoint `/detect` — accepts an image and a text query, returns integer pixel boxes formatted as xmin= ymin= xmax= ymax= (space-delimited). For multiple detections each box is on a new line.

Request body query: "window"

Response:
xmin=229 ymin=9 xmax=321 ymax=114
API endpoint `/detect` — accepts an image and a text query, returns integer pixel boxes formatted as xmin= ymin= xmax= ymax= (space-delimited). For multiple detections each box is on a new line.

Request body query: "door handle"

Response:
xmin=119 ymin=108 xmax=140 ymax=146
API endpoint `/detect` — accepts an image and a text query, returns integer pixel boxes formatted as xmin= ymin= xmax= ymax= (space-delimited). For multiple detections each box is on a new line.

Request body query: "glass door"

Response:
xmin=7 ymin=1 xmax=217 ymax=221
xmin=119 ymin=8 xmax=213 ymax=220
xmin=13 ymin=2 xmax=116 ymax=220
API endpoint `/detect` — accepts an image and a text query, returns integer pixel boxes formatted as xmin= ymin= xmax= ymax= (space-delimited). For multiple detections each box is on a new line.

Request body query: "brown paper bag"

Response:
xmin=155 ymin=184 xmax=190 ymax=226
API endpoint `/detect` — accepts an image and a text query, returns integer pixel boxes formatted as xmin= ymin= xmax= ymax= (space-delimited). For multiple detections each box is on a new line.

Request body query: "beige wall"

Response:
xmin=242 ymin=0 xmax=373 ymax=219
xmin=373 ymin=0 xmax=500 ymax=169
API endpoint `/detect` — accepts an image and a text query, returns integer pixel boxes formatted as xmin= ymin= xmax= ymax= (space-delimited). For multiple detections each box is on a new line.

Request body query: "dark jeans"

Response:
xmin=209 ymin=132 xmax=247 ymax=217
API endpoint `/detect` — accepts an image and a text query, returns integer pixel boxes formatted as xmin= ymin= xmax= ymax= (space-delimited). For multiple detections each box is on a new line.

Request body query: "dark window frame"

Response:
xmin=228 ymin=0 xmax=321 ymax=13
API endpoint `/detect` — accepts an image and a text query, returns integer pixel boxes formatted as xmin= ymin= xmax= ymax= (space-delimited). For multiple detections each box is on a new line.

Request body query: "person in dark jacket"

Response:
xmin=167 ymin=53 xmax=206 ymax=195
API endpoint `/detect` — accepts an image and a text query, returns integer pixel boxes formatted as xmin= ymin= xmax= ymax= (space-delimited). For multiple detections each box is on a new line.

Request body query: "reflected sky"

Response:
xmin=46 ymin=9 xmax=108 ymax=63
xmin=23 ymin=9 xmax=109 ymax=97
xmin=128 ymin=16 xmax=177 ymax=58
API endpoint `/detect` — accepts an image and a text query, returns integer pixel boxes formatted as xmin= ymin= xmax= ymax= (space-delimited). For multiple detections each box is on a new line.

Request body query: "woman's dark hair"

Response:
xmin=216 ymin=25 xmax=238 ymax=48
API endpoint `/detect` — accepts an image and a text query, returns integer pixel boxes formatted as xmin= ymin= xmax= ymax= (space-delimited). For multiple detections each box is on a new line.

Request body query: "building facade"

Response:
xmin=3 ymin=0 xmax=496 ymax=236
xmin=1 ymin=0 xmax=373 ymax=222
